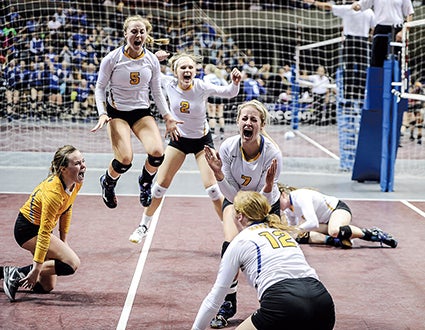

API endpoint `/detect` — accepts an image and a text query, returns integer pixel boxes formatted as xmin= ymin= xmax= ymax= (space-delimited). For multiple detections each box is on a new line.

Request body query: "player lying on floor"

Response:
xmin=278 ymin=183 xmax=398 ymax=248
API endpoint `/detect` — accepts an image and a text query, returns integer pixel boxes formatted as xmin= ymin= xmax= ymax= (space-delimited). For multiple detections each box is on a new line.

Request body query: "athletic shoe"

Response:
xmin=210 ymin=294 xmax=237 ymax=329
xmin=328 ymin=237 xmax=353 ymax=249
xmin=210 ymin=315 xmax=228 ymax=329
xmin=139 ymin=176 xmax=152 ymax=207
xmin=100 ymin=174 xmax=117 ymax=209
xmin=3 ymin=266 xmax=24 ymax=302
xmin=129 ymin=225 xmax=148 ymax=244
xmin=364 ymin=227 xmax=398 ymax=248
xmin=334 ymin=238 xmax=353 ymax=249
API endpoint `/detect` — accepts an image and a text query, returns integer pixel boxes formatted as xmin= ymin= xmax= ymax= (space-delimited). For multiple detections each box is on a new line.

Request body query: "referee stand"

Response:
xmin=351 ymin=35 xmax=407 ymax=192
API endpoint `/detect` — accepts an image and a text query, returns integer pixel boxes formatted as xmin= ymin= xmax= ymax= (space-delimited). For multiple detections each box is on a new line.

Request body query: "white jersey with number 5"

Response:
xmin=95 ymin=46 xmax=169 ymax=117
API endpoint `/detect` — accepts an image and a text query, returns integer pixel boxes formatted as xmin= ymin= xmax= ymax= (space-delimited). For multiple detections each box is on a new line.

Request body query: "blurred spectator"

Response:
xmin=6 ymin=5 xmax=22 ymax=29
xmin=242 ymin=70 xmax=266 ymax=101
xmin=59 ymin=45 xmax=73 ymax=64
xmin=301 ymin=65 xmax=331 ymax=125
xmin=204 ymin=63 xmax=228 ymax=140
xmin=72 ymin=44 xmax=88 ymax=68
xmin=4 ymin=58 xmax=20 ymax=120
xmin=29 ymin=33 xmax=44 ymax=56
xmin=19 ymin=16 xmax=41 ymax=34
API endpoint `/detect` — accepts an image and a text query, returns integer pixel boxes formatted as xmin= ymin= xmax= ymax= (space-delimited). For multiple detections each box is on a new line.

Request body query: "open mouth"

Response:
xmin=134 ymin=40 xmax=142 ymax=46
xmin=183 ymin=72 xmax=192 ymax=81
xmin=78 ymin=171 xmax=85 ymax=181
xmin=243 ymin=129 xmax=253 ymax=138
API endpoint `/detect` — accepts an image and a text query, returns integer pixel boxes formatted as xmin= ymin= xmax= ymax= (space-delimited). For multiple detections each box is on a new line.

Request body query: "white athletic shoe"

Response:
xmin=129 ymin=225 xmax=148 ymax=244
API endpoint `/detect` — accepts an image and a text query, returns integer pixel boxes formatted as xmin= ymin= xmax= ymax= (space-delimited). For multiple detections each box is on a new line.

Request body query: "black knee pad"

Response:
xmin=112 ymin=159 xmax=132 ymax=174
xmin=147 ymin=154 xmax=164 ymax=167
xmin=32 ymin=282 xmax=50 ymax=294
xmin=338 ymin=225 xmax=352 ymax=240
xmin=295 ymin=232 xmax=310 ymax=244
xmin=221 ymin=241 xmax=230 ymax=258
xmin=54 ymin=260 xmax=75 ymax=276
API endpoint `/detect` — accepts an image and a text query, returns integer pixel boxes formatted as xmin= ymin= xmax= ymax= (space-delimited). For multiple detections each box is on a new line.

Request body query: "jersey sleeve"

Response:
xmin=295 ymin=195 xmax=320 ymax=231
xmin=217 ymin=143 xmax=240 ymax=201
xmin=95 ymin=53 xmax=114 ymax=116
xmin=201 ymin=79 xmax=240 ymax=99
xmin=149 ymin=55 xmax=171 ymax=117
xmin=192 ymin=241 xmax=241 ymax=330
xmin=33 ymin=190 xmax=63 ymax=263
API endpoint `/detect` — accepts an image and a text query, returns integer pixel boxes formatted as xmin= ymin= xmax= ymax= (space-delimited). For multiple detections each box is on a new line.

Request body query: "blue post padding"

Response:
xmin=364 ymin=67 xmax=383 ymax=111
xmin=290 ymin=65 xmax=299 ymax=130
xmin=385 ymin=60 xmax=407 ymax=192
xmin=351 ymin=108 xmax=382 ymax=182
xmin=351 ymin=67 xmax=384 ymax=182
xmin=380 ymin=60 xmax=393 ymax=191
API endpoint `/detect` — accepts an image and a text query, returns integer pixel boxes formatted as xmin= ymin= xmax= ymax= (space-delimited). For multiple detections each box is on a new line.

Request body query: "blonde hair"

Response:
xmin=234 ymin=191 xmax=291 ymax=231
xmin=236 ymin=100 xmax=278 ymax=148
xmin=168 ymin=52 xmax=203 ymax=73
xmin=49 ymin=145 xmax=78 ymax=177
xmin=123 ymin=15 xmax=169 ymax=46
xmin=277 ymin=183 xmax=297 ymax=196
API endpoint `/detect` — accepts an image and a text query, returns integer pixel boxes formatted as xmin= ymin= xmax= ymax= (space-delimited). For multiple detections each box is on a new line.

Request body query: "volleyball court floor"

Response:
xmin=1 ymin=123 xmax=425 ymax=329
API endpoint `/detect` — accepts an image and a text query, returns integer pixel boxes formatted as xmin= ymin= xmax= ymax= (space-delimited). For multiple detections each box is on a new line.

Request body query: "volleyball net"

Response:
xmin=0 ymin=1 xmax=424 ymax=176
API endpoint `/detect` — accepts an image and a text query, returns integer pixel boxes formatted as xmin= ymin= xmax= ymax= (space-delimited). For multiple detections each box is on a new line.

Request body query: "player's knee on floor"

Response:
xmin=147 ymin=154 xmax=164 ymax=167
xmin=32 ymin=282 xmax=52 ymax=294
xmin=206 ymin=184 xmax=222 ymax=201
xmin=295 ymin=232 xmax=310 ymax=244
xmin=152 ymin=182 xmax=167 ymax=199
xmin=112 ymin=159 xmax=132 ymax=174
xmin=337 ymin=225 xmax=352 ymax=240
xmin=54 ymin=260 xmax=76 ymax=276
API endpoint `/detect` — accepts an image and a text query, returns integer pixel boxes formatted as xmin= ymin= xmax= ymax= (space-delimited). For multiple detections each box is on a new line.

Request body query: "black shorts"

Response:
xmin=251 ymin=277 xmax=335 ymax=330
xmin=334 ymin=200 xmax=352 ymax=215
xmin=106 ymin=102 xmax=153 ymax=128
xmin=222 ymin=197 xmax=280 ymax=216
xmin=207 ymin=97 xmax=225 ymax=105
xmin=14 ymin=212 xmax=40 ymax=247
xmin=168 ymin=132 xmax=215 ymax=155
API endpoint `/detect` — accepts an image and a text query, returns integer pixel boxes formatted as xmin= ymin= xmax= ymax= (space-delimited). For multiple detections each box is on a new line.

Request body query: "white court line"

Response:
xmin=116 ymin=199 xmax=164 ymax=330
xmin=295 ymin=130 xmax=340 ymax=160
xmin=401 ymin=200 xmax=425 ymax=218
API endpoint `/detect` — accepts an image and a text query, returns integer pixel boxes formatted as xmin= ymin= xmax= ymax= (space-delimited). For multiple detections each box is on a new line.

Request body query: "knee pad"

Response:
xmin=221 ymin=241 xmax=230 ymax=258
xmin=147 ymin=154 xmax=164 ymax=167
xmin=54 ymin=260 xmax=75 ymax=276
xmin=32 ymin=282 xmax=51 ymax=294
xmin=152 ymin=182 xmax=167 ymax=199
xmin=206 ymin=184 xmax=222 ymax=201
xmin=295 ymin=232 xmax=310 ymax=244
xmin=338 ymin=225 xmax=352 ymax=240
xmin=112 ymin=159 xmax=132 ymax=174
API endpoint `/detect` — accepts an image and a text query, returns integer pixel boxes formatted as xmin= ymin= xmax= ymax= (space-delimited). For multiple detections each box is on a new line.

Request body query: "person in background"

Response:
xmin=352 ymin=0 xmax=414 ymax=67
xmin=1 ymin=145 xmax=86 ymax=302
xmin=91 ymin=15 xmax=182 ymax=209
xmin=306 ymin=0 xmax=375 ymax=100
xmin=278 ymin=184 xmax=398 ymax=248
xmin=203 ymin=63 xmax=228 ymax=140
xmin=301 ymin=65 xmax=331 ymax=125
xmin=192 ymin=190 xmax=335 ymax=330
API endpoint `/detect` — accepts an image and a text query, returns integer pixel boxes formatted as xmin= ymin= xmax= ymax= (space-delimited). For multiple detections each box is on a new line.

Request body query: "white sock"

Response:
xmin=140 ymin=214 xmax=153 ymax=228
